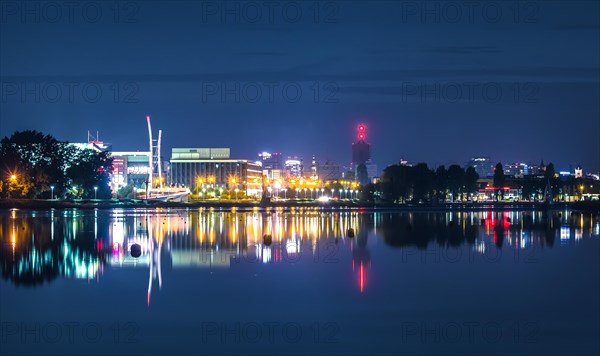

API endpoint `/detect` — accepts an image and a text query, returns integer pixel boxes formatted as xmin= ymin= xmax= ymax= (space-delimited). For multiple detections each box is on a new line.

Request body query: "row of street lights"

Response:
xmin=275 ymin=188 xmax=359 ymax=200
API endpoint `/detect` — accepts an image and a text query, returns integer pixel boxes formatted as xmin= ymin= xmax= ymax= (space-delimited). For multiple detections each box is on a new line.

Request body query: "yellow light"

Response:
xmin=10 ymin=174 xmax=16 ymax=180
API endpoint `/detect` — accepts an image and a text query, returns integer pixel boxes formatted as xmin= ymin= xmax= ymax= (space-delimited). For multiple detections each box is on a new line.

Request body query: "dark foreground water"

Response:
xmin=1 ymin=208 xmax=598 ymax=355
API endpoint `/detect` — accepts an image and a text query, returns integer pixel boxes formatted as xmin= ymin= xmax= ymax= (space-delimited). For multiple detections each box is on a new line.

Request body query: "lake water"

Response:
xmin=1 ymin=208 xmax=598 ymax=355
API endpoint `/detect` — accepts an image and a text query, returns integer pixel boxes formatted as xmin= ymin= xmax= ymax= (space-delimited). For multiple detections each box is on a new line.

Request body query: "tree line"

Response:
xmin=0 ymin=131 xmax=113 ymax=199
xmin=378 ymin=163 xmax=480 ymax=203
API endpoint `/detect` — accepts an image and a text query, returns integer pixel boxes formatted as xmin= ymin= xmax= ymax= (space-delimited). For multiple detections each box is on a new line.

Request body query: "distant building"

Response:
xmin=503 ymin=163 xmax=528 ymax=178
xmin=318 ymin=160 xmax=342 ymax=180
xmin=170 ymin=148 xmax=262 ymax=196
xmin=259 ymin=151 xmax=284 ymax=179
xmin=366 ymin=160 xmax=378 ymax=181
xmin=311 ymin=155 xmax=318 ymax=180
xmin=285 ymin=157 xmax=303 ymax=178
xmin=467 ymin=157 xmax=493 ymax=178
xmin=110 ymin=151 xmax=152 ymax=189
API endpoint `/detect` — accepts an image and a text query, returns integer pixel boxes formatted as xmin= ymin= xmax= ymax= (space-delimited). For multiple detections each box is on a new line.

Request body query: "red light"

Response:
xmin=358 ymin=134 xmax=365 ymax=140
xmin=358 ymin=124 xmax=365 ymax=131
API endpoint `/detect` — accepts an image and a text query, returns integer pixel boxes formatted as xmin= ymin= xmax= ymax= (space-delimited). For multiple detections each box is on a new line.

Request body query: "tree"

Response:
xmin=412 ymin=163 xmax=434 ymax=203
xmin=66 ymin=149 xmax=113 ymax=199
xmin=0 ymin=130 xmax=75 ymax=198
xmin=435 ymin=165 xmax=448 ymax=202
xmin=380 ymin=164 xmax=412 ymax=203
xmin=358 ymin=183 xmax=376 ymax=202
xmin=446 ymin=165 xmax=465 ymax=201
xmin=464 ymin=166 xmax=479 ymax=199
xmin=493 ymin=162 xmax=505 ymax=201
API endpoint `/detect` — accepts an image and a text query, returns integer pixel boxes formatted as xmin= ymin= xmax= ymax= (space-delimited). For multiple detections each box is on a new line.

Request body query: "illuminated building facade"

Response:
xmin=285 ymin=157 xmax=303 ymax=178
xmin=110 ymin=151 xmax=151 ymax=189
xmin=170 ymin=148 xmax=263 ymax=196
xmin=259 ymin=151 xmax=284 ymax=179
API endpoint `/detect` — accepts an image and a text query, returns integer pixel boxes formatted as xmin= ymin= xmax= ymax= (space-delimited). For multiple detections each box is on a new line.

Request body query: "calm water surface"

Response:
xmin=1 ymin=208 xmax=598 ymax=355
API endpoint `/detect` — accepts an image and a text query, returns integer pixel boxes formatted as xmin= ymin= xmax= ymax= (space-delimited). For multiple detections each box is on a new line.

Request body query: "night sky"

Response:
xmin=1 ymin=1 xmax=599 ymax=172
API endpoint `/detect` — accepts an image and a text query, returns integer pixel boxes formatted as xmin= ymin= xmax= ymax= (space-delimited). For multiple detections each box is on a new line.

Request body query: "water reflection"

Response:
xmin=1 ymin=208 xmax=598 ymax=302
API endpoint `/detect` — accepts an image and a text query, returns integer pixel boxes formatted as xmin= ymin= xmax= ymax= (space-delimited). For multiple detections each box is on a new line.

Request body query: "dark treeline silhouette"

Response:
xmin=0 ymin=130 xmax=113 ymax=199
xmin=378 ymin=212 xmax=561 ymax=250
xmin=379 ymin=163 xmax=479 ymax=203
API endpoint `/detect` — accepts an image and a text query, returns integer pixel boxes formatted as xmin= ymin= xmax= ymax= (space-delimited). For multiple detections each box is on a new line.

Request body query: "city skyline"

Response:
xmin=1 ymin=2 xmax=598 ymax=172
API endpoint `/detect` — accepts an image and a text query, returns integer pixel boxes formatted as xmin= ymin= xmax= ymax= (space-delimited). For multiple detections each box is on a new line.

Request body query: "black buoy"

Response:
xmin=263 ymin=234 xmax=272 ymax=246
xmin=481 ymin=218 xmax=486 ymax=224
xmin=130 ymin=243 xmax=142 ymax=258
xmin=347 ymin=228 xmax=355 ymax=238
xmin=506 ymin=217 xmax=511 ymax=223
xmin=406 ymin=224 xmax=413 ymax=232
xmin=448 ymin=221 xmax=454 ymax=228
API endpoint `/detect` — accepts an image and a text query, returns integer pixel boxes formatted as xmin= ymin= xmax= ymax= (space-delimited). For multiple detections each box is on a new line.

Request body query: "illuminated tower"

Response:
xmin=146 ymin=115 xmax=163 ymax=189
xmin=352 ymin=124 xmax=371 ymax=167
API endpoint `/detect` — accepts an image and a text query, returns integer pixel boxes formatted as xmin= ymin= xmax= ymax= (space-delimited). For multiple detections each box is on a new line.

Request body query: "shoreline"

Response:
xmin=1 ymin=199 xmax=598 ymax=212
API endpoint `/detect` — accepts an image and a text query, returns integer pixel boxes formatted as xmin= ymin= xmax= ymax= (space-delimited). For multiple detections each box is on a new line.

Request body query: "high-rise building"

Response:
xmin=284 ymin=157 xmax=303 ymax=178
xmin=467 ymin=157 xmax=493 ymax=178
xmin=352 ymin=124 xmax=371 ymax=168
xmin=259 ymin=151 xmax=283 ymax=179
xmin=318 ymin=160 xmax=341 ymax=180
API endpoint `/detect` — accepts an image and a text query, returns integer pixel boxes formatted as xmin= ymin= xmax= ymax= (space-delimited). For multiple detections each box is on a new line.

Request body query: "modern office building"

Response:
xmin=284 ymin=157 xmax=303 ymax=178
xmin=467 ymin=157 xmax=494 ymax=178
xmin=259 ymin=151 xmax=284 ymax=179
xmin=110 ymin=151 xmax=152 ymax=189
xmin=503 ymin=163 xmax=529 ymax=178
xmin=170 ymin=148 xmax=263 ymax=197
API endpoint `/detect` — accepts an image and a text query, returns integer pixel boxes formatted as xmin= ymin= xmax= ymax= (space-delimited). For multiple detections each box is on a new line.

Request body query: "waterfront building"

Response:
xmin=170 ymin=148 xmax=263 ymax=197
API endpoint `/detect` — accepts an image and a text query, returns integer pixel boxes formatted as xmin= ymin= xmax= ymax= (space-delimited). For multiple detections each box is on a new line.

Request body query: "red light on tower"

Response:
xmin=357 ymin=124 xmax=366 ymax=141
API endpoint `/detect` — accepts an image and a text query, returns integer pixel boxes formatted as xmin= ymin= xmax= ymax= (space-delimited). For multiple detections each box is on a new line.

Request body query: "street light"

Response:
xmin=94 ymin=186 xmax=98 ymax=199
xmin=234 ymin=188 xmax=239 ymax=201
xmin=50 ymin=185 xmax=54 ymax=200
